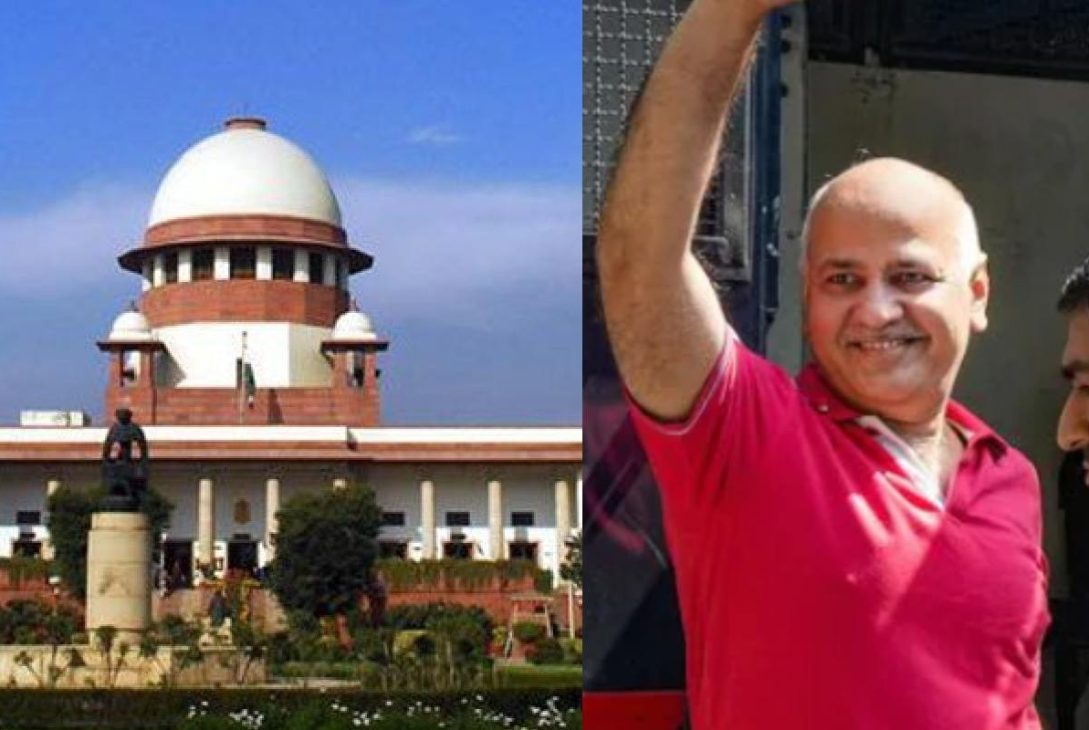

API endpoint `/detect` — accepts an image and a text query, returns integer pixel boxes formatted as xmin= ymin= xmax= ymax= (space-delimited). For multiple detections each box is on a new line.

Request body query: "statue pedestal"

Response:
xmin=86 ymin=512 xmax=151 ymax=646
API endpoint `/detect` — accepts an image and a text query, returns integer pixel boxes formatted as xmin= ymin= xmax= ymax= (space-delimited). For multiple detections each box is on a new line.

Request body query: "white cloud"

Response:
xmin=0 ymin=178 xmax=581 ymax=332
xmin=406 ymin=125 xmax=462 ymax=145
xmin=334 ymin=177 xmax=580 ymax=329
xmin=0 ymin=183 xmax=148 ymax=296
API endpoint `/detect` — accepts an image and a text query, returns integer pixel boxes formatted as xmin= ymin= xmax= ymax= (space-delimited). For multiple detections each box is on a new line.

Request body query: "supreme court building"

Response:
xmin=0 ymin=118 xmax=582 ymax=586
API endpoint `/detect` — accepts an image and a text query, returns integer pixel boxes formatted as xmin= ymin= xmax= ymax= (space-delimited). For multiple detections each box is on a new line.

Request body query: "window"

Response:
xmin=15 ymin=511 xmax=40 ymax=526
xmin=163 ymin=252 xmax=178 ymax=283
xmin=379 ymin=541 xmax=408 ymax=559
xmin=382 ymin=511 xmax=405 ymax=527
xmin=272 ymin=248 xmax=294 ymax=280
xmin=509 ymin=541 xmax=538 ymax=561
xmin=11 ymin=540 xmax=40 ymax=558
xmin=334 ymin=258 xmax=344 ymax=289
xmin=445 ymin=511 xmax=470 ymax=527
xmin=192 ymin=248 xmax=214 ymax=281
xmin=443 ymin=541 xmax=472 ymax=559
xmin=511 ymin=511 xmax=534 ymax=527
xmin=309 ymin=252 xmax=325 ymax=284
xmin=230 ymin=247 xmax=256 ymax=279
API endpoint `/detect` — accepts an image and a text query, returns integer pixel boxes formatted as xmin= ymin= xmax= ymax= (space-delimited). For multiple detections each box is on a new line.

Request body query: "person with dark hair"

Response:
xmin=1054 ymin=259 xmax=1089 ymax=728
xmin=1058 ymin=257 xmax=1089 ymax=462
xmin=595 ymin=0 xmax=1049 ymax=727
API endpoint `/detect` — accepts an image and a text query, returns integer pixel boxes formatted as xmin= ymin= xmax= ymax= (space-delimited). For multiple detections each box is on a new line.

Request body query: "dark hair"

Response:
xmin=1059 ymin=257 xmax=1089 ymax=313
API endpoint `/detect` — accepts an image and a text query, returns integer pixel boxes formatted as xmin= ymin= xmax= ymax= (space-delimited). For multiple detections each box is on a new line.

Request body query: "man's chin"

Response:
xmin=833 ymin=376 xmax=926 ymax=416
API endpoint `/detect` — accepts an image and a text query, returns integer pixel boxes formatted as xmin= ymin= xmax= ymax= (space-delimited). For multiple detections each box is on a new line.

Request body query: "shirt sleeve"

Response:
xmin=624 ymin=328 xmax=799 ymax=530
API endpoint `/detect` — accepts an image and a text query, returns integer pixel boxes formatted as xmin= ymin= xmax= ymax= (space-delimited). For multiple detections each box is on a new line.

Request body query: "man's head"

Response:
xmin=801 ymin=157 xmax=990 ymax=424
xmin=1056 ymin=258 xmax=1089 ymax=459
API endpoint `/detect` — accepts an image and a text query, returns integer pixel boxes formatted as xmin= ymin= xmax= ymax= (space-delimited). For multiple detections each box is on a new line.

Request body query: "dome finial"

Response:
xmin=224 ymin=116 xmax=267 ymax=131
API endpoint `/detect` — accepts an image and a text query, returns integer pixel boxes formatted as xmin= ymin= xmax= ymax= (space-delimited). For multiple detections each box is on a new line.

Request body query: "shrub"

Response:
xmin=0 ymin=556 xmax=52 ymax=586
xmin=0 ymin=688 xmax=581 ymax=729
xmin=559 ymin=637 xmax=582 ymax=664
xmin=527 ymin=637 xmax=564 ymax=665
xmin=376 ymin=559 xmax=555 ymax=594
xmin=426 ymin=613 xmax=488 ymax=663
xmin=0 ymin=600 xmax=79 ymax=646
xmin=385 ymin=603 xmax=493 ymax=641
xmin=512 ymin=621 xmax=546 ymax=645
xmin=392 ymin=630 xmax=432 ymax=659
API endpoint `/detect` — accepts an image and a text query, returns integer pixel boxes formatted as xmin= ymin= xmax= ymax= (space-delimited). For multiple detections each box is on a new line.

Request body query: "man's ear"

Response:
xmin=969 ymin=256 xmax=989 ymax=334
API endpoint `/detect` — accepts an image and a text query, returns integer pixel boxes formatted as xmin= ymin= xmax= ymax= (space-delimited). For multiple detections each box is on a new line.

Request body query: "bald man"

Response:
xmin=596 ymin=0 xmax=1050 ymax=728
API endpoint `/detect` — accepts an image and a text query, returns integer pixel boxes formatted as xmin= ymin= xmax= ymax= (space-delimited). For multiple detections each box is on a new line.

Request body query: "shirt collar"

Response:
xmin=795 ymin=362 xmax=1008 ymax=457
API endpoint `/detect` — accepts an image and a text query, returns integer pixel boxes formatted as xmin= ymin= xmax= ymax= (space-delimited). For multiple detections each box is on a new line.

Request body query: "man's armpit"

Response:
xmin=623 ymin=329 xmax=737 ymax=436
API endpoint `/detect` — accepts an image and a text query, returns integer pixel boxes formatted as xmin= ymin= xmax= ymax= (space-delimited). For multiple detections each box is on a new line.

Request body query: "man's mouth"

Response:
xmin=847 ymin=336 xmax=926 ymax=352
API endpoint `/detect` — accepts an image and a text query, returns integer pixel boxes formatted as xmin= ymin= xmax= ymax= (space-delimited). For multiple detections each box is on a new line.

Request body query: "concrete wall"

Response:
xmin=785 ymin=61 xmax=1089 ymax=596
xmin=0 ymin=643 xmax=264 ymax=688
xmin=156 ymin=322 xmax=333 ymax=388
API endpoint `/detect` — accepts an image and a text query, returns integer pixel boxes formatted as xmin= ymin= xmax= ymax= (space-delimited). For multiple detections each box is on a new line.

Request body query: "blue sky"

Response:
xmin=0 ymin=2 xmax=580 ymax=425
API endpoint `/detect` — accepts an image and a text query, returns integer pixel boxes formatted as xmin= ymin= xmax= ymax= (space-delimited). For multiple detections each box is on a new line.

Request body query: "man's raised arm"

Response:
xmin=596 ymin=0 xmax=790 ymax=421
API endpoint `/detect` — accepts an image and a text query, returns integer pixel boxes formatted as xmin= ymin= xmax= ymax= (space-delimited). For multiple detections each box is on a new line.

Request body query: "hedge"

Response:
xmin=0 ymin=688 xmax=581 ymax=729
xmin=376 ymin=559 xmax=554 ymax=594
xmin=0 ymin=557 xmax=52 ymax=586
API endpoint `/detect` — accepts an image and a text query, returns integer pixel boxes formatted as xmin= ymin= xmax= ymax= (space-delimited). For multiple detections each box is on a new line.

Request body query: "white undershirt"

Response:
xmin=855 ymin=416 xmax=969 ymax=509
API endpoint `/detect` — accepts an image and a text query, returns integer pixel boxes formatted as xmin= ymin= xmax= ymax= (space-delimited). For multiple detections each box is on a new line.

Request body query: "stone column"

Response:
xmin=420 ymin=479 xmax=435 ymax=560
xmin=86 ymin=512 xmax=151 ymax=646
xmin=488 ymin=479 xmax=504 ymax=561
xmin=198 ymin=478 xmax=215 ymax=569
xmin=42 ymin=479 xmax=61 ymax=560
xmin=576 ymin=472 xmax=583 ymax=529
xmin=255 ymin=246 xmax=272 ymax=280
xmin=178 ymin=249 xmax=192 ymax=282
xmin=265 ymin=478 xmax=280 ymax=563
xmin=555 ymin=479 xmax=572 ymax=568
xmin=293 ymin=250 xmax=309 ymax=282
xmin=213 ymin=246 xmax=230 ymax=280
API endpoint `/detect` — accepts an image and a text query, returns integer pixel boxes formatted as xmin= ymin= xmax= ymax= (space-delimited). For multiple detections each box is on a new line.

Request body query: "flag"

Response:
xmin=243 ymin=363 xmax=256 ymax=408
xmin=237 ymin=331 xmax=256 ymax=411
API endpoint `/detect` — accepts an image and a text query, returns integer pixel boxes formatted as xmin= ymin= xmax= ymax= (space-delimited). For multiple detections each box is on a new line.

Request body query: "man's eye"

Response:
xmin=827 ymin=272 xmax=857 ymax=286
xmin=892 ymin=271 xmax=932 ymax=286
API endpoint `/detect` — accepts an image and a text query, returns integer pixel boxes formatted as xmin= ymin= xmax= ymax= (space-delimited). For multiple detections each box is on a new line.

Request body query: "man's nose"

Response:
xmin=853 ymin=282 xmax=904 ymax=328
xmin=1057 ymin=391 xmax=1089 ymax=452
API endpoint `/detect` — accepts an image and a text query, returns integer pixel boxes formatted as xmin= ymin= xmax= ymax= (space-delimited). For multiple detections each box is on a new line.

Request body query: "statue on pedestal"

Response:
xmin=100 ymin=407 xmax=149 ymax=512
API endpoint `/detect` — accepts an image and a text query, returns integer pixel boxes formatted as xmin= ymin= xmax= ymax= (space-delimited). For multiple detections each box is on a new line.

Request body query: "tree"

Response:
xmin=560 ymin=531 xmax=582 ymax=590
xmin=47 ymin=485 xmax=173 ymax=600
xmin=268 ymin=483 xmax=382 ymax=647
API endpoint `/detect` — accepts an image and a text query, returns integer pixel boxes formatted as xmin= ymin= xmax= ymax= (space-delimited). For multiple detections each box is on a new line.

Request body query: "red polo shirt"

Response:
xmin=628 ymin=334 xmax=1050 ymax=730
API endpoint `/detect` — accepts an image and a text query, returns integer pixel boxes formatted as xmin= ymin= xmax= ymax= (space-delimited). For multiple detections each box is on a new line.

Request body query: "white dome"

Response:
xmin=333 ymin=311 xmax=377 ymax=341
xmin=148 ymin=119 xmax=342 ymax=227
xmin=108 ymin=310 xmax=154 ymax=342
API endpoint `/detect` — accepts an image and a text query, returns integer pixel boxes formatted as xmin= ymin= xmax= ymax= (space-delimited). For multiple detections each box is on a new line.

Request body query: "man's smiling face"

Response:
xmin=802 ymin=159 xmax=989 ymax=425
